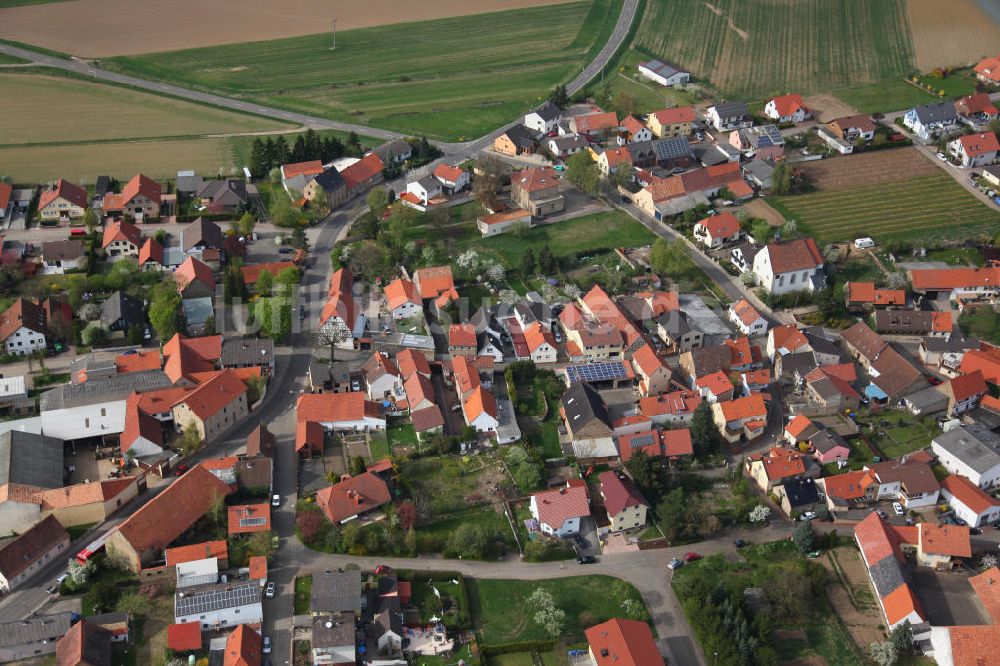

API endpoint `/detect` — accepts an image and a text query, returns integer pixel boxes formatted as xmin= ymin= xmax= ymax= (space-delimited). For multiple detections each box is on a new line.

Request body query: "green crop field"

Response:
xmin=0 ymin=52 xmax=28 ymax=63
xmin=771 ymin=173 xmax=1000 ymax=245
xmin=632 ymin=0 xmax=915 ymax=100
xmin=102 ymin=0 xmax=622 ymax=140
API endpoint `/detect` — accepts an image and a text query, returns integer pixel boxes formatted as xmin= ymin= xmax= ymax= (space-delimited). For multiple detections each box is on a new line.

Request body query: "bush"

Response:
xmin=523 ymin=538 xmax=575 ymax=562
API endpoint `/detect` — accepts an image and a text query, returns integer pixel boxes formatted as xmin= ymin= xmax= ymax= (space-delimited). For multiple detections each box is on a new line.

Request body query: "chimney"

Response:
xmin=600 ymin=649 xmax=609 ymax=657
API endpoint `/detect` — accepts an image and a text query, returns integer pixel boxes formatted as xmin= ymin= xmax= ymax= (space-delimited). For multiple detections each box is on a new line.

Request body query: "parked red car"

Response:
xmin=683 ymin=552 xmax=703 ymax=562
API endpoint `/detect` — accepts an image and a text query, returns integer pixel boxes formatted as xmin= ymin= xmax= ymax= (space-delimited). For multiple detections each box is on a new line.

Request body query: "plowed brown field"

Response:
xmin=798 ymin=147 xmax=938 ymax=191
xmin=0 ymin=0 xmax=577 ymax=58
xmin=908 ymin=0 xmax=1000 ymax=70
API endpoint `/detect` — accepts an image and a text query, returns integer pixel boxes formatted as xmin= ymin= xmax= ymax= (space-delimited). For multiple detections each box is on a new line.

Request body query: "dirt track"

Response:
xmin=0 ymin=0 xmax=578 ymax=58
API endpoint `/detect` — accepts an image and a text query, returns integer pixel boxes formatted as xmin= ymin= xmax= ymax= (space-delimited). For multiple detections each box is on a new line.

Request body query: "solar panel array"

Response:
xmin=175 ymin=582 xmax=260 ymax=617
xmin=629 ymin=433 xmax=656 ymax=449
xmin=239 ymin=517 xmax=267 ymax=528
xmin=564 ymin=362 xmax=629 ymax=384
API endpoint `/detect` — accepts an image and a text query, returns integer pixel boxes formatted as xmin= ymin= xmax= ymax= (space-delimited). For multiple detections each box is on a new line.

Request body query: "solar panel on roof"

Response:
xmin=629 ymin=433 xmax=655 ymax=448
xmin=240 ymin=517 xmax=267 ymax=528
xmin=176 ymin=582 xmax=260 ymax=617
xmin=565 ymin=362 xmax=629 ymax=384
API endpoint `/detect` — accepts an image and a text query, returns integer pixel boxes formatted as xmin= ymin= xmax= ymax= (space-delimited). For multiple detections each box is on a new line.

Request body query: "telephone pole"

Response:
xmin=331 ymin=18 xmax=338 ymax=50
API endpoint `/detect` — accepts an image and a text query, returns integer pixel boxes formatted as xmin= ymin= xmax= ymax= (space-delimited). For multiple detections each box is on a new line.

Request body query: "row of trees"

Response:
xmin=248 ymin=130 xmax=363 ymax=179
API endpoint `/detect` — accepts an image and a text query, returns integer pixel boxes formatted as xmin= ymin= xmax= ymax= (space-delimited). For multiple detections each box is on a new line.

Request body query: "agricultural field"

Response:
xmin=632 ymin=0 xmax=914 ymax=100
xmin=797 ymin=148 xmax=938 ymax=192
xmin=771 ymin=173 xmax=1000 ymax=245
xmin=0 ymin=52 xmax=27 ymax=63
xmin=0 ymin=72 xmax=292 ymax=146
xmin=0 ymin=0 xmax=578 ymax=57
xmin=908 ymin=0 xmax=1000 ymax=71
xmin=100 ymin=0 xmax=622 ymax=140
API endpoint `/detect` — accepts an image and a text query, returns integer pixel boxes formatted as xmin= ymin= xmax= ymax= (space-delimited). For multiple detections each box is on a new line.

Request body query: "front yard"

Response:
xmin=294 ymin=575 xmax=313 ymax=615
xmin=470 ymin=575 xmax=650 ymax=646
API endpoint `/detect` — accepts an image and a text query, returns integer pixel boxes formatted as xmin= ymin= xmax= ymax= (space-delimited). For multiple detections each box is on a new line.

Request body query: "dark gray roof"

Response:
xmin=312 ymin=613 xmax=356 ymax=648
xmin=921 ymin=336 xmax=978 ymax=353
xmin=181 ymin=217 xmax=224 ymax=251
xmin=221 ymin=337 xmax=274 ymax=367
xmin=311 ymin=570 xmax=362 ymax=614
xmin=712 ymin=100 xmax=749 ymax=117
xmin=561 ymin=381 xmax=611 ymax=432
xmin=505 ymin=124 xmax=537 ymax=150
xmin=810 ymin=430 xmax=847 ymax=454
xmin=912 ymin=102 xmax=958 ymax=125
xmin=549 ymin=134 xmax=588 ymax=152
xmin=41 ymin=239 xmax=83 ymax=262
xmin=902 ymin=385 xmax=949 ymax=413
xmin=803 ymin=330 xmax=840 ymax=358
xmin=932 ymin=424 xmax=1000 ymax=474
xmin=532 ymin=101 xmax=562 ymax=122
xmin=175 ymin=171 xmax=204 ymax=195
xmin=40 ymin=370 xmax=170 ymax=411
xmin=685 ymin=344 xmax=732 ymax=377
xmin=416 ymin=176 xmax=439 ymax=192
xmin=0 ymin=430 xmax=63 ymax=489
xmin=641 ymin=59 xmax=686 ymax=79
xmin=375 ymin=138 xmax=412 ymax=161
xmin=657 ymin=310 xmax=691 ymax=339
xmin=197 ymin=179 xmax=248 ymax=207
xmin=780 ymin=477 xmax=820 ymax=508
xmin=100 ymin=291 xmax=145 ymax=329
xmin=653 ymin=136 xmax=693 ymax=161
xmin=0 ymin=612 xmax=72 ymax=648
xmin=314 ymin=167 xmax=346 ymax=195
xmin=743 ymin=159 xmax=775 ymax=182
xmin=778 ymin=351 xmax=817 ymax=379
xmin=875 ymin=310 xmax=936 ymax=334
xmin=869 ymin=554 xmax=910 ymax=598
xmin=94 ymin=176 xmax=111 ymax=198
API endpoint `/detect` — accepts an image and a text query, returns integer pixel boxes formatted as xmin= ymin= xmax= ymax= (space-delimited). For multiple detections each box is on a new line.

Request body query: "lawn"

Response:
xmin=462 ymin=211 xmax=655 ymax=266
xmin=66 ymin=522 xmax=97 ymax=541
xmin=0 ymin=71 xmax=290 ymax=146
xmin=855 ymin=410 xmax=937 ymax=459
xmin=833 ymin=70 xmax=977 ymax=115
xmin=387 ymin=421 xmax=418 ymax=453
xmin=401 ymin=572 xmax=471 ymax=628
xmin=960 ymin=308 xmax=1000 ymax=345
xmin=415 ymin=509 xmax=516 ymax=554
xmin=633 ymin=0 xmax=914 ymax=100
xmin=368 ymin=432 xmax=391 ymax=461
xmin=101 ymin=0 xmax=623 ymax=140
xmin=398 ymin=455 xmax=505 ymax=518
xmin=770 ymin=173 xmax=1000 ymax=245
xmin=470 ymin=575 xmax=650 ymax=646
xmin=294 ymin=575 xmax=312 ymax=615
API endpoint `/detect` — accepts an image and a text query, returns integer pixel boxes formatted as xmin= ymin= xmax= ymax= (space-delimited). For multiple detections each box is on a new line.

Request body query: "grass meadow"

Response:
xmin=770 ymin=173 xmax=1000 ymax=245
xmin=102 ymin=0 xmax=622 ymax=140
xmin=632 ymin=0 xmax=915 ymax=100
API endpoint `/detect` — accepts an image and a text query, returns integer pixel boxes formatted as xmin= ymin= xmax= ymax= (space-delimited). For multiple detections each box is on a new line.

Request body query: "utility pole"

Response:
xmin=331 ymin=18 xmax=338 ymax=50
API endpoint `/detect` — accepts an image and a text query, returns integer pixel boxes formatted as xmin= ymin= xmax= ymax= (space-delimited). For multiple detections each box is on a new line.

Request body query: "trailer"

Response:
xmin=75 ymin=529 xmax=116 ymax=564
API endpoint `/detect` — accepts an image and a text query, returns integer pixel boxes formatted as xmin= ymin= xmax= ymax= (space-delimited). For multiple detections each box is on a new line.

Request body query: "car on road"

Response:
xmin=800 ymin=511 xmax=817 ymax=521
xmin=927 ymin=375 xmax=942 ymax=385
xmin=971 ymin=172 xmax=981 ymax=181
xmin=277 ymin=246 xmax=294 ymax=254
xmin=876 ymin=509 xmax=888 ymax=519
xmin=46 ymin=584 xmax=58 ymax=595
xmin=733 ymin=539 xmax=748 ymax=549
xmin=272 ymin=494 xmax=280 ymax=507
xmin=175 ymin=464 xmax=189 ymax=475
xmin=577 ymin=555 xmax=597 ymax=564
xmin=55 ymin=572 xmax=69 ymax=586
xmin=574 ymin=537 xmax=588 ymax=550
xmin=374 ymin=564 xmax=392 ymax=575
xmin=265 ymin=582 xmax=276 ymax=598
xmin=893 ymin=502 xmax=905 ymax=515
xmin=683 ymin=552 xmax=702 ymax=562
xmin=351 ymin=379 xmax=361 ymax=391
xmin=667 ymin=558 xmax=684 ymax=570
xmin=299 ymin=306 xmax=306 ymax=320
xmin=263 ymin=636 xmax=271 ymax=654
xmin=936 ymin=152 xmax=948 ymax=162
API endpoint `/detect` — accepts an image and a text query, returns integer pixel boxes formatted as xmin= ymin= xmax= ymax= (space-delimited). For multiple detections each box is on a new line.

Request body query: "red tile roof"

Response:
xmin=574 ymin=111 xmax=619 ymax=133
xmin=882 ymin=583 xmax=924 ymax=627
xmin=719 ymin=394 xmax=767 ymax=422
xmin=175 ymin=256 xmax=215 ymax=291
xmin=139 ymin=238 xmax=164 ymax=266
xmin=396 ymin=348 xmax=431 ymax=379
xmin=513 ymin=166 xmax=560 ymax=193
xmin=585 ymin=618 xmax=664 ymax=666
xmin=532 ymin=483 xmax=589 ymax=530
xmin=950 ymin=370 xmax=987 ymax=402
xmin=631 ymin=344 xmax=667 ymax=377
xmin=956 ymin=92 xmax=999 ymax=117
xmin=696 ymin=370 xmax=732 ymax=397
xmin=0 ymin=183 xmax=10 ymax=211
xmin=765 ymin=238 xmax=823 ymax=273
xmin=227 ymin=502 xmax=272 ymax=535
xmin=384 ymin=278 xmax=418 ymax=311
xmin=282 ymin=160 xmax=324 ymax=179
xmin=822 ymin=470 xmax=871 ymax=502
xmin=316 ymin=472 xmax=392 ymax=523
xmin=464 ymin=385 xmax=498 ymax=421
xmin=411 ymin=405 xmax=444 ymax=432
xmin=621 ymin=115 xmax=648 ymax=137
xmin=167 ymin=622 xmax=203 ymax=653
xmin=961 ymin=344 xmax=1000 ymax=384
xmin=697 ymin=212 xmax=740 ymax=239
xmin=524 ymin=321 xmax=557 ymax=353
xmin=434 ymin=163 xmax=465 ymax=183
xmin=918 ymin=522 xmax=971 ymax=558
xmin=731 ymin=298 xmax=762 ymax=326
xmin=943 ymin=474 xmax=1000 ymax=515
xmin=975 ymin=55 xmax=1000 ymax=82
xmin=638 ymin=389 xmax=701 ymax=418
xmin=295 ymin=420 xmax=325 ymax=455
xmin=602 ymin=146 xmax=632 ymax=168
xmin=115 ymin=464 xmax=232 ymax=555
xmin=0 ymin=515 xmax=67 ymax=582
xmin=121 ymin=173 xmax=161 ymax=206
xmin=662 ymin=429 xmax=693 ymax=457
xmin=102 ymin=220 xmax=141 ymax=249
xmin=176 ymin=369 xmax=247 ymax=420
xmin=116 ymin=350 xmax=162 ymax=375
xmin=769 ymin=93 xmax=807 ymax=117
xmin=39 ymin=179 xmax=87 ymax=211
xmin=617 ymin=429 xmax=660 ymax=462
xmin=449 ymin=323 xmax=477 ymax=348
xmin=340 ymin=153 xmax=384 ymax=189
xmin=33 ymin=477 xmax=137 ymax=511
xmin=165 ymin=540 xmax=228 ymax=566
xmin=599 ymin=471 xmax=647 ymax=515
xmin=162 ymin=333 xmax=220 ymax=384
xmin=785 ymin=414 xmax=814 ymax=439
xmin=248 ymin=555 xmax=267 ymax=581
xmin=296 ymin=391 xmax=381 ymax=424
xmin=970 ymin=565 xmax=1000 ymax=623
xmin=750 ymin=446 xmax=806 ymax=481
xmin=855 ymin=511 xmax=904 ymax=564
xmin=57 ymin=619 xmax=111 ymax=666
xmin=910 ymin=266 xmax=1000 ymax=291
xmin=223 ymin=624 xmax=262 ymax=666
xmin=413 ymin=265 xmax=455 ymax=299
xmin=958 ymin=131 xmax=1000 ymax=157
xmin=404 ymin=372 xmax=434 ymax=409
xmin=0 ymin=298 xmax=47 ymax=342
xmin=122 ymin=391 xmax=164 ymax=452
xmin=650 ymin=106 xmax=696 ymax=125
xmin=451 ymin=355 xmax=481 ymax=397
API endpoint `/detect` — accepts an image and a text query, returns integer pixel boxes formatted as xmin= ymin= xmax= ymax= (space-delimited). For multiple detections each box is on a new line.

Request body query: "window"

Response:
xmin=85 ymin=418 xmax=90 ymax=428
xmin=100 ymin=408 xmax=106 ymax=417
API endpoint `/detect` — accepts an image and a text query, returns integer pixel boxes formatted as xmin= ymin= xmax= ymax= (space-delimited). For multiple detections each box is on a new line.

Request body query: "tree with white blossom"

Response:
xmin=749 ymin=505 xmax=771 ymax=524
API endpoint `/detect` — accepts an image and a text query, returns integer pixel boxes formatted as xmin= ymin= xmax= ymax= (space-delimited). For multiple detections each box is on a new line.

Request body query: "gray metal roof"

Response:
xmin=933 ymin=424 xmax=1000 ymax=473
xmin=313 ymin=613 xmax=356 ymax=648
xmin=221 ymin=337 xmax=274 ymax=367
xmin=531 ymin=101 xmax=562 ymax=122
xmin=100 ymin=291 xmax=145 ymax=330
xmin=40 ymin=370 xmax=170 ymax=411
xmin=175 ymin=580 xmax=261 ymax=617
xmin=311 ymin=570 xmax=362 ymax=614
xmin=561 ymin=381 xmax=612 ymax=432
xmin=869 ymin=554 xmax=910 ymax=598
xmin=182 ymin=297 xmax=214 ymax=326
xmin=0 ymin=612 xmax=72 ymax=648
xmin=0 ymin=430 xmax=63 ymax=489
